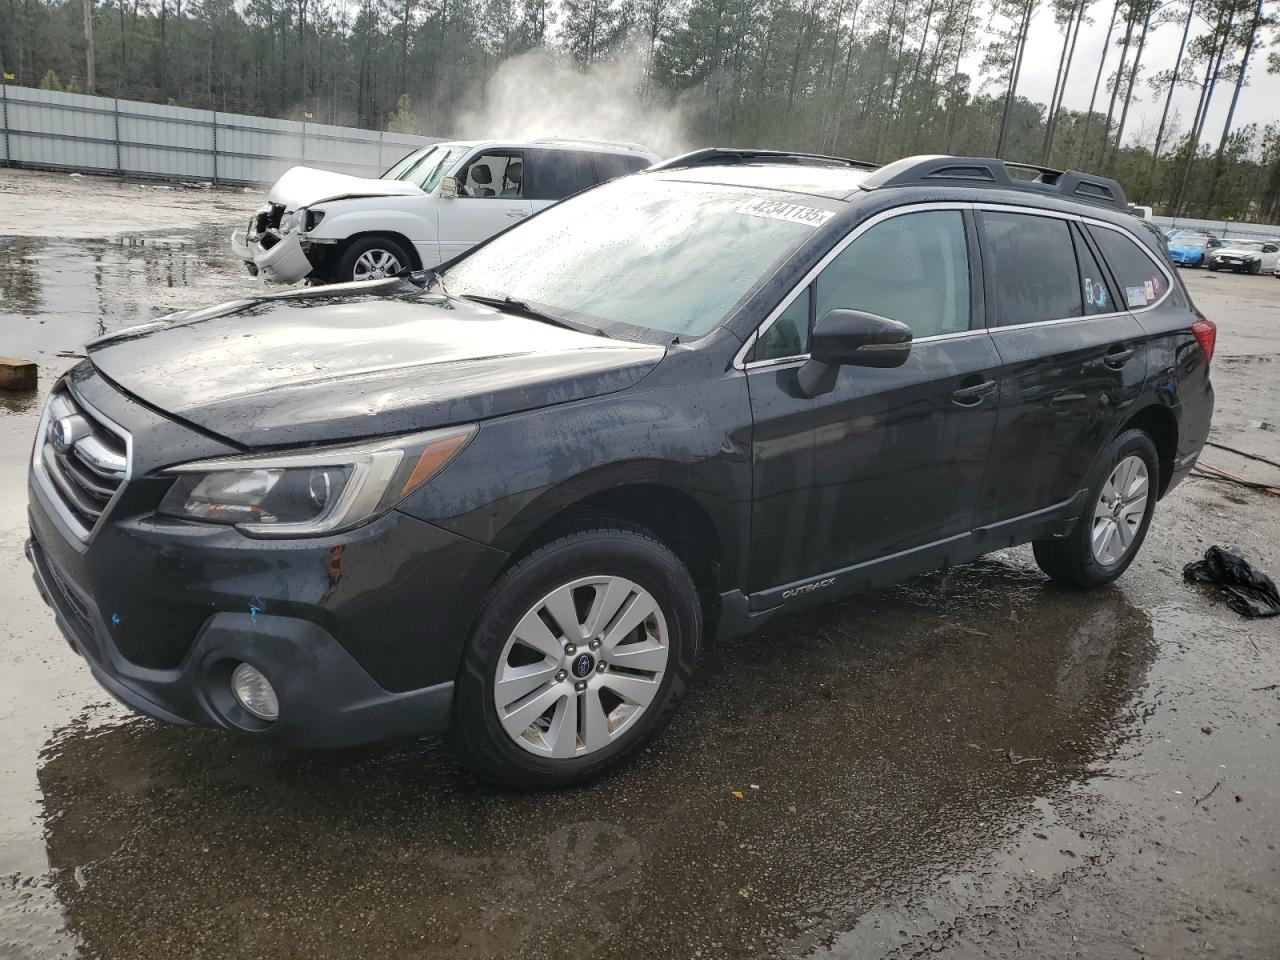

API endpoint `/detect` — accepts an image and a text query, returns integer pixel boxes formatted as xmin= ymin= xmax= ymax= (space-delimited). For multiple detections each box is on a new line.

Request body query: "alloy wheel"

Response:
xmin=493 ymin=575 xmax=670 ymax=758
xmin=1091 ymin=455 xmax=1149 ymax=566
xmin=352 ymin=248 xmax=403 ymax=281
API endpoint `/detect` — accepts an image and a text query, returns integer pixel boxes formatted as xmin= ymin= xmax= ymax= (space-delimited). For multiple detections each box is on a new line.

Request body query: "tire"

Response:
xmin=1250 ymin=261 xmax=1262 ymax=275
xmin=1033 ymin=429 xmax=1160 ymax=590
xmin=450 ymin=525 xmax=701 ymax=790
xmin=333 ymin=235 xmax=413 ymax=283
xmin=1208 ymin=263 xmax=1219 ymax=272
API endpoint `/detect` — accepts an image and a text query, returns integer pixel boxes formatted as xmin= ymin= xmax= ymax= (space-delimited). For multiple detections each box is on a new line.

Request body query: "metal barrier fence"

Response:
xmin=1150 ymin=215 xmax=1280 ymax=242
xmin=0 ymin=84 xmax=440 ymax=186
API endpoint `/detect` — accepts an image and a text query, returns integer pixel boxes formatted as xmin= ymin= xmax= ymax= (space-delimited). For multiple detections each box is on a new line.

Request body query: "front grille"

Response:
xmin=33 ymin=386 xmax=130 ymax=540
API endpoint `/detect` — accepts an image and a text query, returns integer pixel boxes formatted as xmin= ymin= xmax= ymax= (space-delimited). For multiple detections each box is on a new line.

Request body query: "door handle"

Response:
xmin=952 ymin=379 xmax=997 ymax=406
xmin=505 ymin=209 xmax=530 ymax=219
xmin=1104 ymin=346 xmax=1135 ymax=368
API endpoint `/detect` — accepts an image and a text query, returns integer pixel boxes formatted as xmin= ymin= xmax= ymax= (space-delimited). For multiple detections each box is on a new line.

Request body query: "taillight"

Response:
xmin=1192 ymin=318 xmax=1216 ymax=365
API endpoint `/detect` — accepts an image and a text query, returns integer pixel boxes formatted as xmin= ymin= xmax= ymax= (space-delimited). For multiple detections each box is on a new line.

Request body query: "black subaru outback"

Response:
xmin=27 ymin=151 xmax=1214 ymax=789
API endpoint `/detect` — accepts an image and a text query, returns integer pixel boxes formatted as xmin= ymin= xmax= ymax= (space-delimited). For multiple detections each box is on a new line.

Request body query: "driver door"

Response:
xmin=745 ymin=206 xmax=1002 ymax=596
xmin=437 ymin=149 xmax=533 ymax=261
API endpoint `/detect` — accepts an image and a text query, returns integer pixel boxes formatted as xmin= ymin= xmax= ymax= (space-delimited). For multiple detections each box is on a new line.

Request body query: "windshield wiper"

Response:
xmin=459 ymin=293 xmax=606 ymax=337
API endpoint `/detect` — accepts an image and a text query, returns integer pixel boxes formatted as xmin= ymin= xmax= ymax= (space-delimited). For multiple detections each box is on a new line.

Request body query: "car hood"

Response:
xmin=86 ymin=280 xmax=665 ymax=449
xmin=1168 ymin=244 xmax=1205 ymax=256
xmin=265 ymin=165 xmax=423 ymax=209
xmin=1212 ymin=246 xmax=1259 ymax=256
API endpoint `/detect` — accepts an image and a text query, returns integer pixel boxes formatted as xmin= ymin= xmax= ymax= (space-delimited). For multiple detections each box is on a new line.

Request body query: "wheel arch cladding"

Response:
xmin=1118 ymin=404 xmax=1178 ymax=497
xmin=502 ymin=483 xmax=723 ymax=631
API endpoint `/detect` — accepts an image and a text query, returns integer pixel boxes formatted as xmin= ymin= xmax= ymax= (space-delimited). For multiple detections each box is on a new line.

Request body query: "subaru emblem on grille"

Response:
xmin=50 ymin=415 xmax=89 ymax=454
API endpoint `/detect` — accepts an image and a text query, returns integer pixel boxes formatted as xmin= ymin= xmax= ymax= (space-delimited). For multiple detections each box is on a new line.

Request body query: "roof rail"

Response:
xmin=858 ymin=155 xmax=1128 ymax=211
xmin=531 ymin=137 xmax=651 ymax=153
xmin=652 ymin=148 xmax=880 ymax=172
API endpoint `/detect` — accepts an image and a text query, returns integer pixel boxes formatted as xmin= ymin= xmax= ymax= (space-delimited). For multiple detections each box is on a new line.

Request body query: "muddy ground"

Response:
xmin=0 ymin=167 xmax=1277 ymax=960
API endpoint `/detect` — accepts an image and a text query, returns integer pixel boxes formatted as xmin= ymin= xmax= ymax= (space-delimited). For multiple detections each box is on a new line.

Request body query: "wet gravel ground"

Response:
xmin=1 ymin=168 xmax=1278 ymax=959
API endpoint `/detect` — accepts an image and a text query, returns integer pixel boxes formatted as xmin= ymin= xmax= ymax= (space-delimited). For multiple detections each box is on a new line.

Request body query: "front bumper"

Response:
xmin=26 ymin=391 xmax=510 ymax=746
xmin=230 ymin=227 xmax=313 ymax=284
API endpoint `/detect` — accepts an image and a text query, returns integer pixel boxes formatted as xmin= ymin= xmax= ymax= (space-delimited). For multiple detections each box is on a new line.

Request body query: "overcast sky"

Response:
xmin=960 ymin=2 xmax=1278 ymax=151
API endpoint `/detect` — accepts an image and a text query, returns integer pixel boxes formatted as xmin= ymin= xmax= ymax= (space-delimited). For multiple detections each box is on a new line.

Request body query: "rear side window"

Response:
xmin=981 ymin=212 xmax=1081 ymax=325
xmin=1072 ymin=224 xmax=1114 ymax=316
xmin=593 ymin=152 xmax=651 ymax=182
xmin=811 ymin=209 xmax=971 ymax=339
xmin=525 ymin=149 xmax=596 ymax=200
xmin=1087 ymin=225 xmax=1169 ymax=309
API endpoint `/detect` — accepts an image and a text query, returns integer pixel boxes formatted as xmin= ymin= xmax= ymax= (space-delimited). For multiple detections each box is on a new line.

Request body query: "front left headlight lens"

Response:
xmin=279 ymin=209 xmax=303 ymax=234
xmin=158 ymin=425 xmax=476 ymax=537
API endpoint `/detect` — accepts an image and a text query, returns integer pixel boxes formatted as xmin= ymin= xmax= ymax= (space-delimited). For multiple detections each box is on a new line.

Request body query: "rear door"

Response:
xmin=745 ymin=205 xmax=1002 ymax=595
xmin=437 ymin=149 xmax=532 ymax=260
xmin=974 ymin=208 xmax=1147 ymax=529
xmin=525 ymin=149 xmax=599 ymax=213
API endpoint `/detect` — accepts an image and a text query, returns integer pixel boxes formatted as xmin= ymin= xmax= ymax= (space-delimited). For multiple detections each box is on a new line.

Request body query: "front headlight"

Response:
xmin=279 ymin=209 xmax=303 ymax=233
xmin=158 ymin=425 xmax=475 ymax=537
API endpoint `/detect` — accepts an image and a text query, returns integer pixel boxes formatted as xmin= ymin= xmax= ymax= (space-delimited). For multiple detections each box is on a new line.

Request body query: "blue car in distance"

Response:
xmin=1167 ymin=234 xmax=1221 ymax=267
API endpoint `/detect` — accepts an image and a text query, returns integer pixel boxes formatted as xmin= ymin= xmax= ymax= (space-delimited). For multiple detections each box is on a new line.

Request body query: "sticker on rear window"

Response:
xmin=738 ymin=198 xmax=833 ymax=227
xmin=1125 ymin=286 xmax=1149 ymax=308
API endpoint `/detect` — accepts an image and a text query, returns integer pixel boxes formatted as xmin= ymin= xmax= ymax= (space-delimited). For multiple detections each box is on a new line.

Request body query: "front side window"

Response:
xmin=754 ymin=288 xmax=811 ymax=361
xmin=1088 ymin=224 xmax=1168 ymax=309
xmin=813 ymin=209 xmax=971 ymax=338
xmin=444 ymin=179 xmax=827 ymax=339
xmin=982 ymin=212 xmax=1081 ymax=326
xmin=459 ymin=151 xmax=524 ymax=199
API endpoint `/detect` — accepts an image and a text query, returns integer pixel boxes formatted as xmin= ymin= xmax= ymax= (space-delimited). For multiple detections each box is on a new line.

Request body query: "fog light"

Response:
xmin=230 ymin=662 xmax=279 ymax=721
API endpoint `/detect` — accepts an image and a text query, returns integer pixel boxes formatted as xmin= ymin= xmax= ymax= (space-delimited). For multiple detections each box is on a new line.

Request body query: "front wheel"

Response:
xmin=451 ymin=525 xmax=701 ymax=790
xmin=1250 ymin=261 xmax=1262 ymax=275
xmin=1033 ymin=429 xmax=1159 ymax=589
xmin=334 ymin=235 xmax=413 ymax=283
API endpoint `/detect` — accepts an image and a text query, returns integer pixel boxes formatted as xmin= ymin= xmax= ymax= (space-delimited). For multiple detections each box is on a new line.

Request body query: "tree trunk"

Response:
xmin=82 ymin=0 xmax=95 ymax=94
xmin=1173 ymin=5 xmax=1234 ymax=215
xmin=1148 ymin=0 xmax=1194 ymax=179
xmin=1208 ymin=0 xmax=1263 ymax=205
xmin=1108 ymin=0 xmax=1151 ymax=170
xmin=1097 ymin=2 xmax=1136 ymax=167
xmin=1041 ymin=0 xmax=1080 ymax=163
xmin=1082 ymin=1 xmax=1118 ymax=165
xmin=995 ymin=0 xmax=1034 ymax=158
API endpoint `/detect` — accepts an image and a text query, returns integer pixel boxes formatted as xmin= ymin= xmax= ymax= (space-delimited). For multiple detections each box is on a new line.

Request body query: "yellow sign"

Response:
xmin=303 ymin=111 xmax=314 ymax=120
xmin=2 ymin=72 xmax=14 ymax=81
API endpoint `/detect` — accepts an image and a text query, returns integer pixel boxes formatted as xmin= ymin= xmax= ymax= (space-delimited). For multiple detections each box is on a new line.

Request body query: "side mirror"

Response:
xmin=797 ymin=309 xmax=912 ymax=396
xmin=440 ymin=176 xmax=459 ymax=199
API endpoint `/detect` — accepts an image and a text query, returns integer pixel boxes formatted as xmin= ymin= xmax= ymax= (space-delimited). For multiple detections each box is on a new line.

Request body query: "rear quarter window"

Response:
xmin=1088 ymin=225 xmax=1170 ymax=309
xmin=593 ymin=152 xmax=651 ymax=182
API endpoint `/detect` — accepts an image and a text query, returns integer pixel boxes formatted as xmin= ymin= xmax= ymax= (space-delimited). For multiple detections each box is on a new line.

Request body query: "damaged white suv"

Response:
xmin=231 ymin=138 xmax=657 ymax=285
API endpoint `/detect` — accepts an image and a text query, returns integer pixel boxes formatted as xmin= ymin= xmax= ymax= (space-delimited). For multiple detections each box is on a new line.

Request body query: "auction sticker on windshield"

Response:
xmin=738 ymin=198 xmax=833 ymax=227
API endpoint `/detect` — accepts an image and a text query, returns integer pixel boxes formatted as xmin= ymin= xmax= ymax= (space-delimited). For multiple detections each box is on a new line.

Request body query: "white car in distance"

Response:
xmin=231 ymin=139 xmax=658 ymax=285
xmin=1206 ymin=237 xmax=1280 ymax=275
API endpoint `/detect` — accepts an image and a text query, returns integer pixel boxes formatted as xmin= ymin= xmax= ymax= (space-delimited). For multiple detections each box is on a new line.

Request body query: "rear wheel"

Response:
xmin=334 ymin=235 xmax=413 ymax=283
xmin=1033 ymin=429 xmax=1159 ymax=589
xmin=451 ymin=525 xmax=701 ymax=790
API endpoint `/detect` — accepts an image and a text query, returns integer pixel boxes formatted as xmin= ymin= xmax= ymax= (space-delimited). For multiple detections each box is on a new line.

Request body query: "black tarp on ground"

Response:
xmin=1184 ymin=546 xmax=1280 ymax=618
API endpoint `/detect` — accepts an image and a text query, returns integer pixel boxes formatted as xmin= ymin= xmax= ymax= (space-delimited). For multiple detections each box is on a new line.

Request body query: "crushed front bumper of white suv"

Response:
xmin=230 ymin=205 xmax=317 ymax=285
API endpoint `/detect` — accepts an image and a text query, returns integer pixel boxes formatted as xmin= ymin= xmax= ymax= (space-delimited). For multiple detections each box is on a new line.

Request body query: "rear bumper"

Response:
xmin=230 ymin=227 xmax=313 ymax=285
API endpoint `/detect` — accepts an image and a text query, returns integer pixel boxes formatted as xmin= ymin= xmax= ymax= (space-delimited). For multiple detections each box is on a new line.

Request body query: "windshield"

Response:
xmin=1175 ymin=236 xmax=1207 ymax=248
xmin=442 ymin=178 xmax=830 ymax=338
xmin=382 ymin=144 xmax=468 ymax=191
